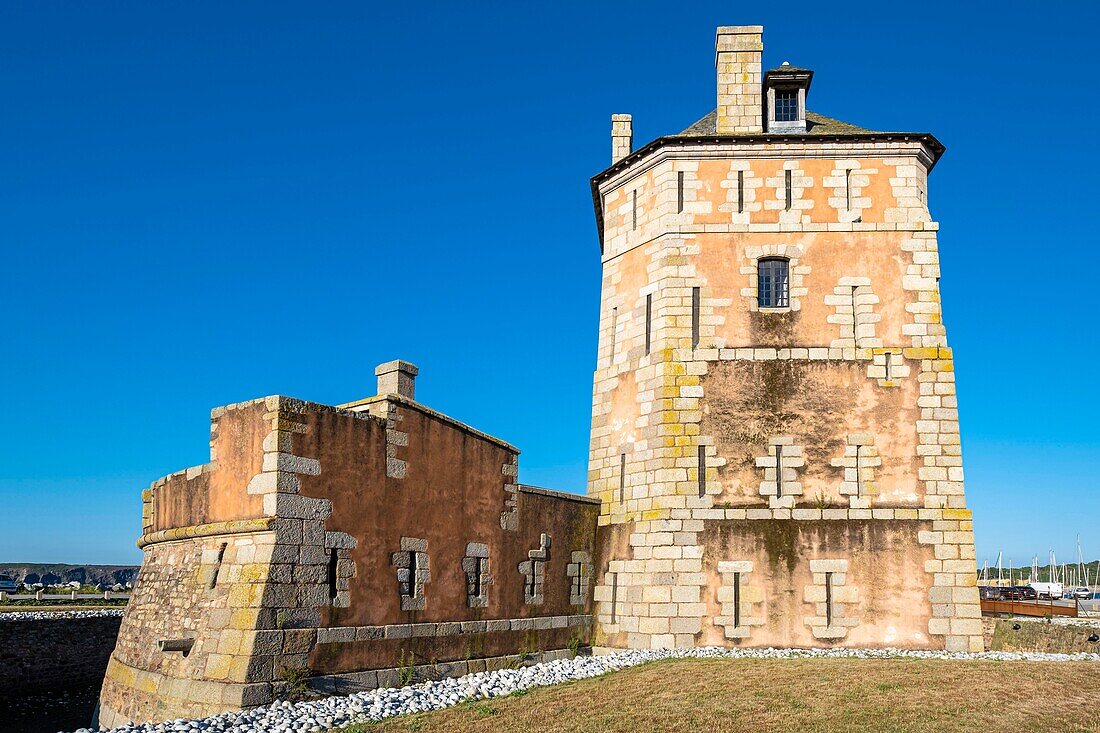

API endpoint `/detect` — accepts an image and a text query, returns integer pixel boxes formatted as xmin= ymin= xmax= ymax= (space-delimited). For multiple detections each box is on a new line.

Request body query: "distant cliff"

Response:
xmin=0 ymin=564 xmax=138 ymax=587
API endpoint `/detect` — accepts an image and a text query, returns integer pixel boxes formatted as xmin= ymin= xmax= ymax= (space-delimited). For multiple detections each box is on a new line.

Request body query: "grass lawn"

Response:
xmin=343 ymin=657 xmax=1100 ymax=733
xmin=0 ymin=603 xmax=125 ymax=612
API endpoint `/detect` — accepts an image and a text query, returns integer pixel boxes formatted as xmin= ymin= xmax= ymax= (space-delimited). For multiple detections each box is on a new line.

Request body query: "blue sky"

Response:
xmin=0 ymin=2 xmax=1096 ymax=566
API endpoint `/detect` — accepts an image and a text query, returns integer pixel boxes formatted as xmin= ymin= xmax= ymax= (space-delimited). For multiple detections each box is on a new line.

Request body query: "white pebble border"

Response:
xmin=66 ymin=645 xmax=1100 ymax=733
xmin=0 ymin=609 xmax=125 ymax=622
xmin=1038 ymin=616 xmax=1100 ymax=628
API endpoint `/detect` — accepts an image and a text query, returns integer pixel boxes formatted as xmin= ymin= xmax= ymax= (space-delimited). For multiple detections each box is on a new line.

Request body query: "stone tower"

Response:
xmin=588 ymin=25 xmax=982 ymax=652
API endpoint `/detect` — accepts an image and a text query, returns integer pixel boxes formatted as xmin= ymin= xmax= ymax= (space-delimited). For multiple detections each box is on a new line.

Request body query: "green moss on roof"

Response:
xmin=766 ymin=64 xmax=813 ymax=74
xmin=676 ymin=109 xmax=877 ymax=137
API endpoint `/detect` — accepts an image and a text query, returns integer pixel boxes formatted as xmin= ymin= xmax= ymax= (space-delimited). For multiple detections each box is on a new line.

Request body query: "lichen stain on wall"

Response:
xmin=701 ymin=360 xmax=920 ymax=505
xmin=748 ymin=308 xmax=799 ymax=347
xmin=698 ymin=520 xmax=935 ymax=648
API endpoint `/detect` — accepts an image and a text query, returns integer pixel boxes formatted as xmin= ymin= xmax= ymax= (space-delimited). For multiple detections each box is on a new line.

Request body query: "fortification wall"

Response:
xmin=101 ymin=391 xmax=598 ymax=726
xmin=149 ymin=400 xmax=269 ymax=532
xmin=0 ymin=615 xmax=121 ymax=698
xmin=291 ymin=397 xmax=600 ymax=687
xmin=98 ymin=529 xmax=277 ymax=727
xmin=700 ymin=359 xmax=922 ymax=507
xmin=100 ymin=398 xmax=285 ymax=727
xmin=594 ymin=519 xmax=956 ymax=649
xmin=987 ymin=618 xmax=1100 ymax=655
xmin=305 ymin=483 xmax=597 ymax=689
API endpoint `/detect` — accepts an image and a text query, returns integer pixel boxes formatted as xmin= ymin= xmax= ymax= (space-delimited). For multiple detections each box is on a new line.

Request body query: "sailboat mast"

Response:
xmin=1077 ymin=535 xmax=1085 ymax=590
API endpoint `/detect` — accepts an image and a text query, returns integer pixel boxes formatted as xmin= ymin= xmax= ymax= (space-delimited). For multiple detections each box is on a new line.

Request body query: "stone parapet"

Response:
xmin=0 ymin=615 xmax=121 ymax=699
xmin=137 ymin=518 xmax=276 ymax=549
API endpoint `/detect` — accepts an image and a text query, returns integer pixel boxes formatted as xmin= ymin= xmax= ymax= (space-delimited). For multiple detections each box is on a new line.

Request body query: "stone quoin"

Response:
xmin=97 ymin=23 xmax=982 ymax=727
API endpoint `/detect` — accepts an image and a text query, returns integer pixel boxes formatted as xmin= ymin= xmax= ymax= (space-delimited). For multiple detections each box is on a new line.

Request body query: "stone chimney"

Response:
xmin=375 ymin=360 xmax=418 ymax=400
xmin=611 ymin=114 xmax=633 ymax=164
xmin=715 ymin=25 xmax=764 ymax=134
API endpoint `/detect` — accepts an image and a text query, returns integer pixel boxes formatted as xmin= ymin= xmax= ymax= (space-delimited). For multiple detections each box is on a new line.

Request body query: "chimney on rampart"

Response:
xmin=375 ymin=360 xmax=418 ymax=400
xmin=715 ymin=25 xmax=764 ymax=134
xmin=611 ymin=114 xmax=633 ymax=163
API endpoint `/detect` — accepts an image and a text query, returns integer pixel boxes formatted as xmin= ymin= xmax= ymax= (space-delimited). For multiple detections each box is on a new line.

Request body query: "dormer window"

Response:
xmin=765 ymin=62 xmax=813 ymax=133
xmin=774 ymin=90 xmax=799 ymax=122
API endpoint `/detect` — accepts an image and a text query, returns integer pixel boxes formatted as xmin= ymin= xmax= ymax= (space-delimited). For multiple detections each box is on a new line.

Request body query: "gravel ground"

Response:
xmin=64 ymin=645 xmax=1100 ymax=733
xmin=1040 ymin=616 xmax=1100 ymax=628
xmin=0 ymin=609 xmax=125 ymax=622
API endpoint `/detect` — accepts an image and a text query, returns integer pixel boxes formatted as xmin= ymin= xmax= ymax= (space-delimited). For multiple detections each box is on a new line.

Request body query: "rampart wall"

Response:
xmin=0 ymin=615 xmax=122 ymax=697
xmin=99 ymin=389 xmax=599 ymax=727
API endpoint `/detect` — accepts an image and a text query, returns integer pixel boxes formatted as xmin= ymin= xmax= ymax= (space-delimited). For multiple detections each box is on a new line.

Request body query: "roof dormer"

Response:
xmin=765 ymin=61 xmax=813 ymax=133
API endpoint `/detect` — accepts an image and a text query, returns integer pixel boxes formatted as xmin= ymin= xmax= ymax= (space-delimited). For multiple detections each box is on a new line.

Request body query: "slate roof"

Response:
xmin=677 ymin=109 xmax=876 ymax=137
xmin=765 ymin=63 xmax=813 ymax=74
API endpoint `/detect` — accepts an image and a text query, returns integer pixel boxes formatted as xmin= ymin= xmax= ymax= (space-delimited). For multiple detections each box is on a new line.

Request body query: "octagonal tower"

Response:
xmin=588 ymin=25 xmax=982 ymax=652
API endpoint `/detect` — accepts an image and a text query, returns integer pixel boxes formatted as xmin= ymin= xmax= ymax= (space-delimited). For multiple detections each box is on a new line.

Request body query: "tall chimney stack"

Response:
xmin=611 ymin=114 xmax=633 ymax=164
xmin=715 ymin=26 xmax=764 ymax=134
xmin=375 ymin=360 xmax=418 ymax=400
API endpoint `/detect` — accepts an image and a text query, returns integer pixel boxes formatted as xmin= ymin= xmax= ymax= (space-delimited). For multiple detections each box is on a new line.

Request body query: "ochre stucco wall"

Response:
xmin=701 ymin=360 xmax=921 ymax=506
xmin=103 ymin=394 xmax=599 ymax=727
xmin=693 ymin=231 xmax=914 ymax=348
xmin=151 ymin=402 xmax=268 ymax=532
xmin=289 ymin=403 xmax=599 ymax=675
xmin=595 ymin=519 xmax=936 ymax=649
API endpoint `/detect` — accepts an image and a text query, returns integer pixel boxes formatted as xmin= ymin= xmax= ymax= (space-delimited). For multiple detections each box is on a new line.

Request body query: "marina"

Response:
xmin=978 ymin=537 xmax=1099 ymax=616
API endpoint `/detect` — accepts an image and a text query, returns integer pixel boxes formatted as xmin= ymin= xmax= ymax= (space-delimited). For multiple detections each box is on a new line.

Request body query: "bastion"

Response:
xmin=96 ymin=362 xmax=598 ymax=726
